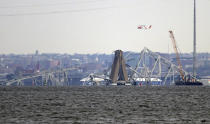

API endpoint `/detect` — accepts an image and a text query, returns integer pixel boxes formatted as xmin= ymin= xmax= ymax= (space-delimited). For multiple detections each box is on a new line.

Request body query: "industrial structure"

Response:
xmin=169 ymin=31 xmax=185 ymax=81
xmin=81 ymin=47 xmax=202 ymax=86
xmin=165 ymin=0 xmax=203 ymax=85
xmin=1 ymin=47 xmax=204 ymax=86
xmin=169 ymin=30 xmax=202 ymax=85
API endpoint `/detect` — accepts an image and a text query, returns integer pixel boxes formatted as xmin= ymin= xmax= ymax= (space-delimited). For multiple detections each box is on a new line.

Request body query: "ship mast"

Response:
xmin=193 ymin=0 xmax=196 ymax=78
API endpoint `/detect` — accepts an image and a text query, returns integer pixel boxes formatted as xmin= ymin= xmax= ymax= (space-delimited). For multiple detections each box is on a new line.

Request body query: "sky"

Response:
xmin=0 ymin=0 xmax=209 ymax=54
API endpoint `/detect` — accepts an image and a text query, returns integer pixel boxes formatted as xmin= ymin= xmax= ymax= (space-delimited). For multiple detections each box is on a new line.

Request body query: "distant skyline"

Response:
xmin=0 ymin=0 xmax=210 ymax=54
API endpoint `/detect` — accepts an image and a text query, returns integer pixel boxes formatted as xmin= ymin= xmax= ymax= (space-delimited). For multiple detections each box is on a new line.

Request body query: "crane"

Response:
xmin=169 ymin=30 xmax=185 ymax=81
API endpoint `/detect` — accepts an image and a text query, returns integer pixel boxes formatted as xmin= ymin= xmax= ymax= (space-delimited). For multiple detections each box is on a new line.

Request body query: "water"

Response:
xmin=0 ymin=86 xmax=210 ymax=124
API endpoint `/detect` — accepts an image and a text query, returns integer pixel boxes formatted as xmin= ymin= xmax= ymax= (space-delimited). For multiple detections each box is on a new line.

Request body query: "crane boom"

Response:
xmin=169 ymin=30 xmax=185 ymax=81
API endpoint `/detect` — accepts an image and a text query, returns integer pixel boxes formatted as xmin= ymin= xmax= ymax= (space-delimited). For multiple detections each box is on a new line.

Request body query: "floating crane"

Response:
xmin=169 ymin=30 xmax=185 ymax=81
xmin=169 ymin=30 xmax=203 ymax=85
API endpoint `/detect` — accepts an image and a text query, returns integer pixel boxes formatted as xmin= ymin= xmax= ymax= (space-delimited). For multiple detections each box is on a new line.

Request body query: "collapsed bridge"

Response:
xmin=84 ymin=47 xmax=198 ymax=86
xmin=2 ymin=47 xmax=198 ymax=86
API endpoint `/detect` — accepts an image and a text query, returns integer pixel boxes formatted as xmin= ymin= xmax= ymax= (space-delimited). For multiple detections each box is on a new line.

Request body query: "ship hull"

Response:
xmin=175 ymin=81 xmax=203 ymax=86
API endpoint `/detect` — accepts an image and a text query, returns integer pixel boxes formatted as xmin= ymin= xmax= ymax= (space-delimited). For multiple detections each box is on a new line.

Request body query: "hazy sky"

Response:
xmin=0 ymin=0 xmax=209 ymax=54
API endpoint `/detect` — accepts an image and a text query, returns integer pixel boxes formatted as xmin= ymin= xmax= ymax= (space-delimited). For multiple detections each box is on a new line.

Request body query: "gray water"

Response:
xmin=0 ymin=86 xmax=210 ymax=124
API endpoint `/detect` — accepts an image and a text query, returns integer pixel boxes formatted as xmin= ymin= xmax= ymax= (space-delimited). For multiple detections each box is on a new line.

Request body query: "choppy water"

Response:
xmin=0 ymin=86 xmax=210 ymax=124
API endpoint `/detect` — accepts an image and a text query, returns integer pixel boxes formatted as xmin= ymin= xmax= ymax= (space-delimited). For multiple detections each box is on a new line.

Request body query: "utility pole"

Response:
xmin=193 ymin=0 xmax=197 ymax=78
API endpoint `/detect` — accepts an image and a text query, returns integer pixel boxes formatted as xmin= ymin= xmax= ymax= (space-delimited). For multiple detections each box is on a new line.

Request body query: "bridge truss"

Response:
xmin=2 ymin=47 xmax=197 ymax=86
xmin=126 ymin=47 xmax=197 ymax=85
xmin=3 ymin=67 xmax=78 ymax=86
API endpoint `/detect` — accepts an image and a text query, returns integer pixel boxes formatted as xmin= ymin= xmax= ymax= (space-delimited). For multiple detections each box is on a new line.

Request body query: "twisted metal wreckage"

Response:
xmin=3 ymin=47 xmax=198 ymax=86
